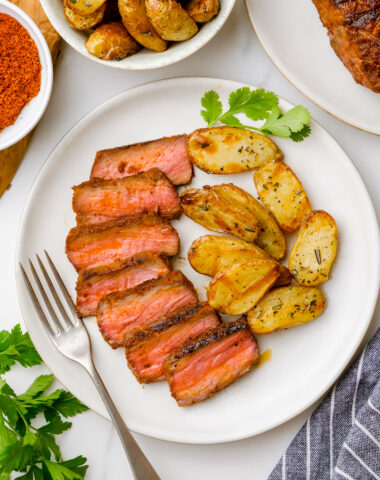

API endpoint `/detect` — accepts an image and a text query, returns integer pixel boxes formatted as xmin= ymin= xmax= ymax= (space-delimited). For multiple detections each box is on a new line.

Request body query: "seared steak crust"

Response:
xmin=91 ymin=135 xmax=193 ymax=185
xmin=66 ymin=214 xmax=179 ymax=271
xmin=126 ymin=303 xmax=220 ymax=383
xmin=75 ymin=252 xmax=170 ymax=317
xmin=313 ymin=0 xmax=380 ymax=92
xmin=164 ymin=319 xmax=259 ymax=406
xmin=97 ymin=270 xmax=198 ymax=348
xmin=73 ymin=169 xmax=180 ymax=225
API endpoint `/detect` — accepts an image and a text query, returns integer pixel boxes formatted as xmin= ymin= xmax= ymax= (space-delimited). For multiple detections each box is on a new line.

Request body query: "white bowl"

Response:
xmin=39 ymin=0 xmax=236 ymax=70
xmin=0 ymin=0 xmax=53 ymax=150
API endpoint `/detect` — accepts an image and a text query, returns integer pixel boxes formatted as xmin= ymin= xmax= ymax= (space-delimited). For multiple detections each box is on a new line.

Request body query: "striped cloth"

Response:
xmin=268 ymin=328 xmax=380 ymax=480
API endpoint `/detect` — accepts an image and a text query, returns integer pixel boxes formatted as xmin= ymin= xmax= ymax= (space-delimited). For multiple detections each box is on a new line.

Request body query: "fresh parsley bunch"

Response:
xmin=0 ymin=325 xmax=89 ymax=480
xmin=201 ymin=87 xmax=311 ymax=142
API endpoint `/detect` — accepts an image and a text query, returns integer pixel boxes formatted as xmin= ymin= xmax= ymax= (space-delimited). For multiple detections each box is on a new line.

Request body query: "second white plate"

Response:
xmin=16 ymin=77 xmax=379 ymax=443
xmin=245 ymin=0 xmax=380 ymax=135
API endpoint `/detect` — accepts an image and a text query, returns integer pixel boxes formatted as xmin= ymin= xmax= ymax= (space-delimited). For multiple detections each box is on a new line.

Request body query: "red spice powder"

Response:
xmin=0 ymin=13 xmax=41 ymax=133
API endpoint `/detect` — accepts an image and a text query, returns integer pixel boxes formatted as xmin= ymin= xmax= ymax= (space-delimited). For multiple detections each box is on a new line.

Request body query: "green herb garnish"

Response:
xmin=0 ymin=325 xmax=89 ymax=480
xmin=200 ymin=88 xmax=311 ymax=142
xmin=314 ymin=249 xmax=322 ymax=265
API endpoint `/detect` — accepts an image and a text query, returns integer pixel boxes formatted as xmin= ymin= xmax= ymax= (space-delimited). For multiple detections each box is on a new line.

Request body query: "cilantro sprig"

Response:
xmin=201 ymin=87 xmax=311 ymax=142
xmin=0 ymin=325 xmax=89 ymax=480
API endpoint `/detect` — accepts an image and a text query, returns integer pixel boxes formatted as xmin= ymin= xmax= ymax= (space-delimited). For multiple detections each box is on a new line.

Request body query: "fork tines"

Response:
xmin=20 ymin=251 xmax=78 ymax=337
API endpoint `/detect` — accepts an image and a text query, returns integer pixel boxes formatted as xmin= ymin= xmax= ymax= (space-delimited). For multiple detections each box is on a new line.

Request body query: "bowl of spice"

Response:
xmin=0 ymin=0 xmax=53 ymax=150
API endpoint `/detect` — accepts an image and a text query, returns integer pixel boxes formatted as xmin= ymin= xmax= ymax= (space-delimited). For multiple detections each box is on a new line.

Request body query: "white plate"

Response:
xmin=245 ymin=0 xmax=380 ymax=135
xmin=16 ymin=77 xmax=379 ymax=444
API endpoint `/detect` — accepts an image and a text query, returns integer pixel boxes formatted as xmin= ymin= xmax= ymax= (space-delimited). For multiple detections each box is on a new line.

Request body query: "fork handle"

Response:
xmin=85 ymin=363 xmax=161 ymax=480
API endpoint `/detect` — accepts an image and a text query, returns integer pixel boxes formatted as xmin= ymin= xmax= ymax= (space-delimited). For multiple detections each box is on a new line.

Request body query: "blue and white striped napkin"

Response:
xmin=268 ymin=328 xmax=380 ymax=480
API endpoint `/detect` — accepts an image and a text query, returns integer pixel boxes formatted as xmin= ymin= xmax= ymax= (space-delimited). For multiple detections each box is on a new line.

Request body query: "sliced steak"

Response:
xmin=312 ymin=0 xmax=380 ymax=92
xmin=66 ymin=214 xmax=179 ymax=271
xmin=76 ymin=252 xmax=170 ymax=317
xmin=97 ymin=271 xmax=198 ymax=348
xmin=126 ymin=303 xmax=220 ymax=383
xmin=73 ymin=169 xmax=180 ymax=225
xmin=164 ymin=320 xmax=259 ymax=406
xmin=90 ymin=135 xmax=193 ymax=185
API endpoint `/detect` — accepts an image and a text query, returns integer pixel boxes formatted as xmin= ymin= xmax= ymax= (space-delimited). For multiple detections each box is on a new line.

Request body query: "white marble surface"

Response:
xmin=1 ymin=2 xmax=379 ymax=478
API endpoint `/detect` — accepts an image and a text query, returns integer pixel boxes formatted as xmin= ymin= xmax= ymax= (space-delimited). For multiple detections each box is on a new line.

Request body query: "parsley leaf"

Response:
xmin=200 ymin=87 xmax=311 ymax=142
xmin=0 ymin=325 xmax=89 ymax=479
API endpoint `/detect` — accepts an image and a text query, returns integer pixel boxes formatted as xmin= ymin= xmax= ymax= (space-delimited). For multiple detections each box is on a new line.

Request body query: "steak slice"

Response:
xmin=66 ymin=214 xmax=179 ymax=271
xmin=126 ymin=303 xmax=220 ymax=383
xmin=164 ymin=320 xmax=259 ymax=406
xmin=73 ymin=169 xmax=180 ymax=225
xmin=97 ymin=271 xmax=198 ymax=348
xmin=91 ymin=135 xmax=193 ymax=185
xmin=76 ymin=252 xmax=170 ymax=317
xmin=312 ymin=0 xmax=380 ymax=92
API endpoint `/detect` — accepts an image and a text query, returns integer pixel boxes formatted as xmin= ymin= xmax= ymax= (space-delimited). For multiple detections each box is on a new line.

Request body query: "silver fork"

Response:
xmin=20 ymin=251 xmax=161 ymax=480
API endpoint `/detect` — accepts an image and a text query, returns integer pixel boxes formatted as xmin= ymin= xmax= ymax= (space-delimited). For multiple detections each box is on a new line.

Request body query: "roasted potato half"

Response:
xmin=247 ymin=286 xmax=326 ymax=334
xmin=179 ymin=186 xmax=260 ymax=243
xmin=188 ymin=127 xmax=283 ymax=175
xmin=64 ymin=0 xmax=106 ymax=30
xmin=254 ymin=161 xmax=311 ymax=232
xmin=118 ymin=0 xmax=167 ymax=51
xmin=289 ymin=210 xmax=338 ymax=286
xmin=207 ymin=259 xmax=280 ymax=315
xmin=85 ymin=22 xmax=141 ymax=60
xmin=145 ymin=0 xmax=198 ymax=41
xmin=186 ymin=0 xmax=219 ymax=23
xmin=213 ymin=183 xmax=286 ymax=260
xmin=66 ymin=0 xmax=107 ymax=16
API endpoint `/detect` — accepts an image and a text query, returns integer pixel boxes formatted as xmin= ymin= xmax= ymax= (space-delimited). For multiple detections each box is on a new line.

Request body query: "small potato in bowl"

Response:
xmin=66 ymin=0 xmax=107 ymax=16
xmin=186 ymin=0 xmax=219 ymax=23
xmin=64 ymin=0 xmax=106 ymax=30
xmin=145 ymin=0 xmax=198 ymax=41
xmin=85 ymin=22 xmax=141 ymax=60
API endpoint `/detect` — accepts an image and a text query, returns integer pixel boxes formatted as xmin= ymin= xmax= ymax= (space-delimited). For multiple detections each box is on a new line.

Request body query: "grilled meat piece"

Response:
xmin=76 ymin=253 xmax=170 ymax=317
xmin=164 ymin=319 xmax=259 ymax=406
xmin=312 ymin=0 xmax=380 ymax=92
xmin=97 ymin=271 xmax=198 ymax=348
xmin=66 ymin=214 xmax=179 ymax=271
xmin=73 ymin=169 xmax=180 ymax=225
xmin=91 ymin=135 xmax=193 ymax=185
xmin=126 ymin=303 xmax=220 ymax=383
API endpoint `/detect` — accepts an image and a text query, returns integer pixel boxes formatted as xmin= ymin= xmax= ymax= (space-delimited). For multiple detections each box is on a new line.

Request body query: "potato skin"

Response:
xmin=289 ymin=210 xmax=338 ymax=286
xmin=64 ymin=0 xmax=106 ymax=30
xmin=214 ymin=183 xmax=286 ymax=260
xmin=66 ymin=0 xmax=107 ymax=16
xmin=247 ymin=286 xmax=326 ymax=334
xmin=179 ymin=186 xmax=260 ymax=243
xmin=85 ymin=22 xmax=141 ymax=60
xmin=254 ymin=161 xmax=311 ymax=232
xmin=187 ymin=127 xmax=283 ymax=175
xmin=118 ymin=0 xmax=167 ymax=51
xmin=145 ymin=0 xmax=198 ymax=41
xmin=186 ymin=0 xmax=219 ymax=23
xmin=207 ymin=260 xmax=280 ymax=315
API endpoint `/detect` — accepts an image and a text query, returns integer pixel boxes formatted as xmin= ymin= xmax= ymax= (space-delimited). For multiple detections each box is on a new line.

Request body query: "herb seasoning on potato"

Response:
xmin=288 ymin=210 xmax=338 ymax=286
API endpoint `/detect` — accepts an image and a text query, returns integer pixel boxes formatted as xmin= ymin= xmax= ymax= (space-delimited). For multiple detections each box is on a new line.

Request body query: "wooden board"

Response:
xmin=0 ymin=0 xmax=61 ymax=197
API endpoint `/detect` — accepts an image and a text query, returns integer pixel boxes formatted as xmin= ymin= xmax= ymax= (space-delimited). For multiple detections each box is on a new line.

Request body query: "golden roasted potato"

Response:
xmin=145 ymin=0 xmax=198 ymax=41
xmin=188 ymin=235 xmax=291 ymax=289
xmin=212 ymin=183 xmax=286 ymax=260
xmin=186 ymin=0 xmax=219 ymax=23
xmin=64 ymin=0 xmax=106 ymax=30
xmin=289 ymin=210 xmax=338 ymax=286
xmin=118 ymin=0 xmax=167 ymax=51
xmin=247 ymin=285 xmax=326 ymax=334
xmin=187 ymin=127 xmax=283 ymax=175
xmin=207 ymin=260 xmax=280 ymax=315
xmin=85 ymin=22 xmax=141 ymax=60
xmin=254 ymin=161 xmax=311 ymax=232
xmin=66 ymin=0 xmax=107 ymax=16
xmin=179 ymin=186 xmax=260 ymax=243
